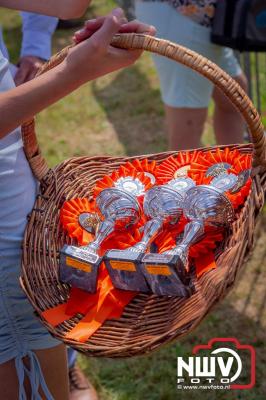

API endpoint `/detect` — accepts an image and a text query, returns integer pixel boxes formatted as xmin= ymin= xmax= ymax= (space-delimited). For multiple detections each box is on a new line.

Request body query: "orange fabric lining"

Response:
xmin=195 ymin=253 xmax=216 ymax=278
xmin=42 ymin=303 xmax=69 ymax=326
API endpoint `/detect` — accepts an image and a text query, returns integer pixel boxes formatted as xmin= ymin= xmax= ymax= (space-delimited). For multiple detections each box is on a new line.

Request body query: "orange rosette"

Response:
xmin=93 ymin=168 xmax=153 ymax=199
xmin=60 ymin=198 xmax=98 ymax=245
xmin=189 ymin=148 xmax=239 ymax=182
xmin=190 ymin=148 xmax=252 ymax=209
xmin=189 ymin=148 xmax=251 ymax=179
xmin=156 ymin=151 xmax=201 ymax=184
xmin=119 ymin=159 xmax=158 ymax=185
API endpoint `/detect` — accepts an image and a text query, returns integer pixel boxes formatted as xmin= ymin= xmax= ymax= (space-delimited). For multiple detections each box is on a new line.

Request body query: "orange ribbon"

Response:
xmin=42 ymin=263 xmax=137 ymax=342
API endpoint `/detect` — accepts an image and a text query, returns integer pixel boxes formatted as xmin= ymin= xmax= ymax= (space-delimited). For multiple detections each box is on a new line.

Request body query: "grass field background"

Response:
xmin=1 ymin=2 xmax=266 ymax=399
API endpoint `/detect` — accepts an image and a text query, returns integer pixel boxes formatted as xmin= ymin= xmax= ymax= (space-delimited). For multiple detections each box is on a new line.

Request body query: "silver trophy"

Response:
xmin=170 ymin=174 xmax=236 ymax=263
xmin=142 ymin=174 xmax=237 ymax=296
xmin=60 ymin=187 xmax=141 ymax=293
xmin=106 ymin=178 xmax=195 ymax=293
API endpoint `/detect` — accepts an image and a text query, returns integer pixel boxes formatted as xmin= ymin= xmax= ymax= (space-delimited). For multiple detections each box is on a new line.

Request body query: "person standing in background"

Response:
xmin=0 ymin=10 xmax=98 ymax=400
xmin=135 ymin=0 xmax=248 ymax=150
xmin=0 ymin=12 xmax=57 ymax=83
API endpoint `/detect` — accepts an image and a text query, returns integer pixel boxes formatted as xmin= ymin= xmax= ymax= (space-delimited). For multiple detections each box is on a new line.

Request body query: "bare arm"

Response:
xmin=0 ymin=11 xmax=155 ymax=138
xmin=0 ymin=0 xmax=90 ymax=19
xmin=0 ymin=63 xmax=82 ymax=138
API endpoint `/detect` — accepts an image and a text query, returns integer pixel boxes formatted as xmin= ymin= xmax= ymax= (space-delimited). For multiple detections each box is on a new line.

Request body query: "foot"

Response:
xmin=69 ymin=364 xmax=98 ymax=400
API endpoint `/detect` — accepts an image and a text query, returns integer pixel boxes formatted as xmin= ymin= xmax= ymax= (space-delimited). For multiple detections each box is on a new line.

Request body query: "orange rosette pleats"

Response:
xmin=120 ymin=159 xmax=158 ymax=183
xmin=93 ymin=160 xmax=155 ymax=200
xmin=156 ymin=151 xmax=201 ymax=184
xmin=189 ymin=148 xmax=252 ymax=209
xmin=60 ymin=198 xmax=96 ymax=245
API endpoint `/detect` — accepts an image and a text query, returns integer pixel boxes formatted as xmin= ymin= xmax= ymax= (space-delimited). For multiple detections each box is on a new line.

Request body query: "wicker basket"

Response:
xmin=20 ymin=34 xmax=266 ymax=358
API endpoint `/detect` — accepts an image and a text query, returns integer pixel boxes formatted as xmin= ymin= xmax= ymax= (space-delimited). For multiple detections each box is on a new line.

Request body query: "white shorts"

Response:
xmin=135 ymin=1 xmax=242 ymax=108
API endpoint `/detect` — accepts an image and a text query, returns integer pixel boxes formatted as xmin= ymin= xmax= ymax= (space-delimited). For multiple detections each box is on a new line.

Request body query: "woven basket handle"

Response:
xmin=22 ymin=33 xmax=266 ymax=180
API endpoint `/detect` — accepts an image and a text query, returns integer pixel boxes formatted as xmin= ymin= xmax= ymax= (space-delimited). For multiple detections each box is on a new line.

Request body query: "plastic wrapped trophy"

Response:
xmin=60 ymin=187 xmax=141 ymax=293
xmin=142 ymin=173 xmax=238 ymax=296
xmin=105 ymin=178 xmax=195 ymax=293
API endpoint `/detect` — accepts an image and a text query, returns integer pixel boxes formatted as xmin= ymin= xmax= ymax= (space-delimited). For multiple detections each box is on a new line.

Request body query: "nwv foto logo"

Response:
xmin=177 ymin=338 xmax=256 ymax=390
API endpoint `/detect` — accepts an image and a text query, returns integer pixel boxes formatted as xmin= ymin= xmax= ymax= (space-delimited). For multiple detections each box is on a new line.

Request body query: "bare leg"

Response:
xmin=35 ymin=344 xmax=69 ymax=400
xmin=0 ymin=344 xmax=69 ymax=400
xmin=0 ymin=358 xmax=20 ymax=400
xmin=164 ymin=105 xmax=208 ymax=150
xmin=213 ymin=73 xmax=248 ymax=145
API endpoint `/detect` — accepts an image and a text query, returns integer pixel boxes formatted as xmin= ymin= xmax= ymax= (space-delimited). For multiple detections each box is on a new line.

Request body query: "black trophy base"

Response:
xmin=60 ymin=245 xmax=102 ymax=293
xmin=140 ymin=253 xmax=193 ymax=297
xmin=105 ymin=249 xmax=150 ymax=293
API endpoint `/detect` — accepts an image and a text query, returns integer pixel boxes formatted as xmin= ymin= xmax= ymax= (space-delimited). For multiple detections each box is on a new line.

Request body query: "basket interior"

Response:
xmin=21 ymin=144 xmax=264 ymax=357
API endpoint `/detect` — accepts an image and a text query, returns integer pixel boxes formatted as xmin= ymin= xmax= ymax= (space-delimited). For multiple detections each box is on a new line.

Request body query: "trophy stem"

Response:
xmin=163 ymin=220 xmax=204 ymax=267
xmin=179 ymin=220 xmax=204 ymax=248
xmin=130 ymin=217 xmax=163 ymax=253
xmin=84 ymin=217 xmax=115 ymax=253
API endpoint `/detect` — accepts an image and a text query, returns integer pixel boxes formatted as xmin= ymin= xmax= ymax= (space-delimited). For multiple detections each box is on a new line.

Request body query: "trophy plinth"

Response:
xmin=60 ymin=245 xmax=101 ymax=293
xmin=140 ymin=253 xmax=193 ymax=297
xmin=60 ymin=188 xmax=141 ymax=293
xmin=140 ymin=220 xmax=203 ymax=296
xmin=105 ymin=216 xmax=162 ymax=292
xmin=105 ymin=249 xmax=150 ymax=292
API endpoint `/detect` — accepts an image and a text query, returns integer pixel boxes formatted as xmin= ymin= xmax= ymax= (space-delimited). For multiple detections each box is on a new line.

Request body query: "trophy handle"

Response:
xmin=130 ymin=217 xmax=163 ymax=253
xmin=84 ymin=218 xmax=115 ymax=253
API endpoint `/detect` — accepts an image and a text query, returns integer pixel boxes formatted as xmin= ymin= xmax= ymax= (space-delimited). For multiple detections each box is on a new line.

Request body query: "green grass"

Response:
xmin=1 ymin=4 xmax=266 ymax=400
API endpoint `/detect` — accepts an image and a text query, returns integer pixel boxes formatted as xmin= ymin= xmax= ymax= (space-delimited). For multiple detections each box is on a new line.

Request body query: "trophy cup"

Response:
xmin=141 ymin=173 xmax=237 ymax=296
xmin=105 ymin=178 xmax=195 ymax=293
xmin=60 ymin=187 xmax=141 ymax=293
